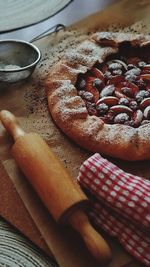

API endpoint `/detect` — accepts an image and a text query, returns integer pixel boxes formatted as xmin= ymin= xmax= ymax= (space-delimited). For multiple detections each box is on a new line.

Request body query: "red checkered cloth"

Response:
xmin=77 ymin=153 xmax=150 ymax=266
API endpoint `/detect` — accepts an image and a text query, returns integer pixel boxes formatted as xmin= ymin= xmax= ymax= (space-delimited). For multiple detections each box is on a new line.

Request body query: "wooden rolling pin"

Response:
xmin=0 ymin=110 xmax=111 ymax=263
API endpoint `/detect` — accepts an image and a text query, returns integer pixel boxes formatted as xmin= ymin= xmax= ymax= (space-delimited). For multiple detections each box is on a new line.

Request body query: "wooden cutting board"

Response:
xmin=0 ymin=161 xmax=51 ymax=255
xmin=0 ymin=0 xmax=149 ymax=266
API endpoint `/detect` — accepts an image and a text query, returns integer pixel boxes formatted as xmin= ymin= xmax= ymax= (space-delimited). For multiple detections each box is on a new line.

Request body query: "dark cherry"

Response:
xmin=127 ymin=64 xmax=135 ymax=70
xmin=125 ymin=74 xmax=137 ymax=83
xmin=96 ymin=103 xmax=109 ymax=115
xmin=108 ymin=62 xmax=122 ymax=71
xmin=104 ymin=71 xmax=112 ymax=80
xmin=93 ymin=78 xmax=103 ymax=90
xmin=78 ymin=90 xmax=85 ymax=97
xmin=112 ymin=69 xmax=122 ymax=76
xmin=138 ymin=61 xmax=146 ymax=68
xmin=125 ymin=68 xmax=141 ymax=76
xmin=85 ymin=102 xmax=96 ymax=108
xmin=114 ymin=113 xmax=130 ymax=124
xmin=78 ymin=79 xmax=86 ymax=90
xmin=124 ymin=120 xmax=135 ymax=127
xmin=103 ymin=112 xmax=114 ymax=123
xmin=136 ymin=79 xmax=146 ymax=89
xmin=121 ymin=87 xmax=133 ymax=97
xmin=129 ymin=100 xmax=138 ymax=111
xmin=118 ymin=98 xmax=129 ymax=106
xmin=135 ymin=90 xmax=150 ymax=103
xmin=88 ymin=107 xmax=98 ymax=116
xmin=82 ymin=92 xmax=94 ymax=101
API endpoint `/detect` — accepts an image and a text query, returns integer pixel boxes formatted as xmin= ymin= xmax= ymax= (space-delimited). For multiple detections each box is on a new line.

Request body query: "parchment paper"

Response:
xmin=0 ymin=0 xmax=149 ymax=266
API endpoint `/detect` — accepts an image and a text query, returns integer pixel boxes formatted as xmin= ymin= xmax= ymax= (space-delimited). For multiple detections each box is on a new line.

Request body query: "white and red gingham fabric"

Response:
xmin=77 ymin=153 xmax=150 ymax=266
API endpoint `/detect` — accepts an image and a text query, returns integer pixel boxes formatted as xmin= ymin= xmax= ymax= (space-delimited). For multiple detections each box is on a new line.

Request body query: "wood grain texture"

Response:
xmin=0 ymin=0 xmax=149 ymax=266
xmin=0 ymin=161 xmax=51 ymax=256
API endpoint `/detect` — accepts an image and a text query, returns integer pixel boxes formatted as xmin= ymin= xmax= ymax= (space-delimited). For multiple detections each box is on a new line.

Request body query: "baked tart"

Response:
xmin=45 ymin=32 xmax=150 ymax=161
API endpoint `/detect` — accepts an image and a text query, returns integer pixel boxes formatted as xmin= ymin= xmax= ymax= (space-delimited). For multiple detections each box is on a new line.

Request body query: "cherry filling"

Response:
xmin=76 ymin=52 xmax=150 ymax=127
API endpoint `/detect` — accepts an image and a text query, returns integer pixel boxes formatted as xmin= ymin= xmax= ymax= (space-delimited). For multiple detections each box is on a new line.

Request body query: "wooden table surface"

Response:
xmin=0 ymin=1 xmax=149 ymax=267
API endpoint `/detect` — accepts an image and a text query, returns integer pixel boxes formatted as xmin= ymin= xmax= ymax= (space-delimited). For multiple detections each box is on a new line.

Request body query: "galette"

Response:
xmin=45 ymin=32 xmax=150 ymax=161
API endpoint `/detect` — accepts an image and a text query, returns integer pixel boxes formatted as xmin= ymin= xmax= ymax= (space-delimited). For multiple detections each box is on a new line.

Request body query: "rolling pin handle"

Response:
xmin=69 ymin=210 xmax=112 ymax=263
xmin=0 ymin=110 xmax=25 ymax=141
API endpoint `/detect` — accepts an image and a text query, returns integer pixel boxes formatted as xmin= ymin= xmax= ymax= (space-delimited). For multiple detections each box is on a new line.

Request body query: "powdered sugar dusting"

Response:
xmin=61 ymin=63 xmax=87 ymax=76
xmin=77 ymin=116 xmax=104 ymax=137
xmin=97 ymin=124 xmax=137 ymax=144
xmin=59 ymin=106 xmax=87 ymax=121
xmin=50 ymin=80 xmax=76 ymax=99
xmin=92 ymin=31 xmax=147 ymax=46
xmin=62 ymin=95 xmax=85 ymax=107
xmin=54 ymin=98 xmax=87 ymax=121
xmin=138 ymin=124 xmax=150 ymax=143
xmin=66 ymin=39 xmax=116 ymax=68
xmin=93 ymin=32 xmax=116 ymax=41
xmin=49 ymin=80 xmax=88 ymax=121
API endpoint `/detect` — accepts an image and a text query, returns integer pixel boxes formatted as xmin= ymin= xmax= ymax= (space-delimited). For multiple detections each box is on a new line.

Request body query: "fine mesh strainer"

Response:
xmin=0 ymin=39 xmax=41 ymax=83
